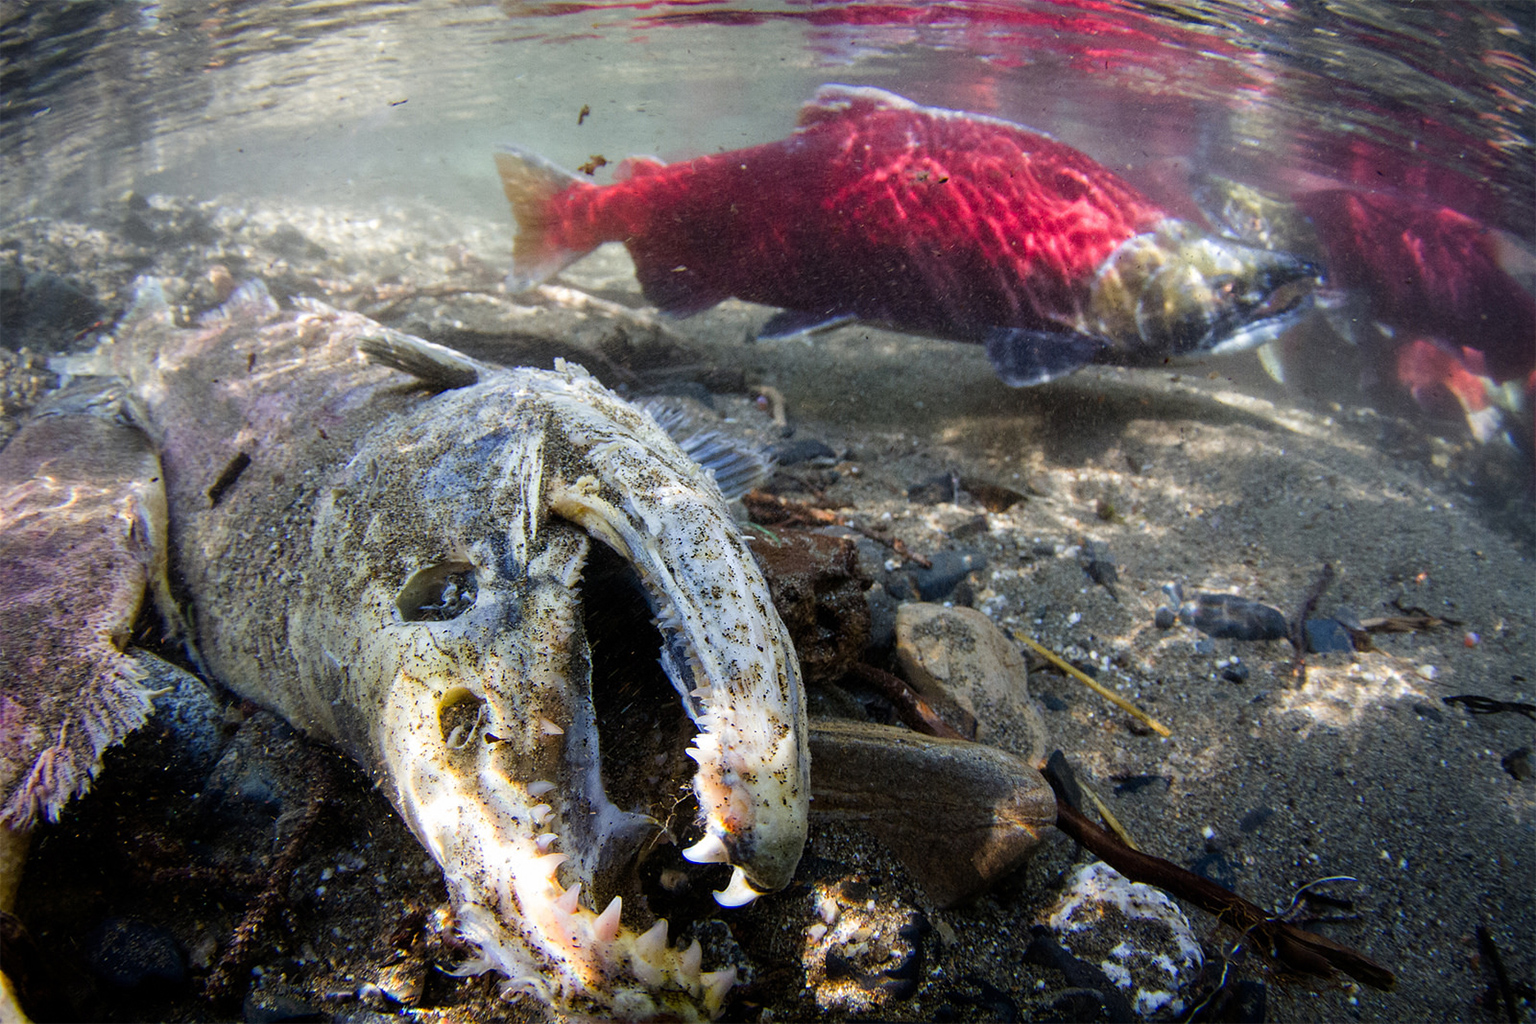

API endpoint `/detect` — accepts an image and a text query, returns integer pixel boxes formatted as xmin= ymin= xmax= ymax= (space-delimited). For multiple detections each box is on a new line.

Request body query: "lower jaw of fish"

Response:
xmin=1199 ymin=284 xmax=1317 ymax=357
xmin=372 ymin=575 xmax=741 ymax=1021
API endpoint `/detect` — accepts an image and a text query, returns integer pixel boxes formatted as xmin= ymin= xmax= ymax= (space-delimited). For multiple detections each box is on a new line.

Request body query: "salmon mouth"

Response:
xmin=1204 ymin=263 xmax=1319 ymax=355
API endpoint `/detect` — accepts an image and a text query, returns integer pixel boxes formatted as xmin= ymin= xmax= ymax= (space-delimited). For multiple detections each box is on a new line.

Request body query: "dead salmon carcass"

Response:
xmin=50 ymin=278 xmax=810 ymax=1019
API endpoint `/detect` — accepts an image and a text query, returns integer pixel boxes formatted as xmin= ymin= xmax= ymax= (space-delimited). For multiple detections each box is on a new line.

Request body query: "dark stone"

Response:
xmin=910 ymin=549 xmax=986 ymax=601
xmin=1304 ymin=617 xmax=1355 ymax=653
xmin=1178 ymin=591 xmax=1288 ymax=641
xmin=1199 ymin=978 xmax=1267 ymax=1022
xmin=86 ymin=917 xmax=186 ymax=990
xmin=1412 ymin=702 xmax=1443 ymax=722
xmin=1154 ymin=605 xmax=1177 ymax=630
xmin=1190 ymin=850 xmax=1238 ymax=890
xmin=1238 ymin=806 xmax=1274 ymax=833
xmin=1111 ymin=774 xmax=1169 ymax=797
xmin=1502 ymin=747 xmax=1532 ymax=782
xmin=1041 ymin=693 xmax=1069 ymax=712
xmin=1221 ymin=661 xmax=1250 ymax=684
xmin=770 ymin=438 xmax=837 ymax=465
xmin=241 ymin=981 xmax=325 ymax=1023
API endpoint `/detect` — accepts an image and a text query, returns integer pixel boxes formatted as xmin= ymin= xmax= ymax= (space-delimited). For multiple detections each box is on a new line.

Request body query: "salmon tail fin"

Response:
xmin=494 ymin=146 xmax=590 ymax=293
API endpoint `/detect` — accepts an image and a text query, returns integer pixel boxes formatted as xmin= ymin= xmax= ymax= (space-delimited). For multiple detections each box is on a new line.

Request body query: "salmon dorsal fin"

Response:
xmin=614 ymin=156 xmax=665 ymax=182
xmin=796 ymin=84 xmax=917 ymax=129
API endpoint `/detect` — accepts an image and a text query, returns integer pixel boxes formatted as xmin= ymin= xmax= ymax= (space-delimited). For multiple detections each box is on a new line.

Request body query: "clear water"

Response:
xmin=4 ymin=1 xmax=1531 ymax=228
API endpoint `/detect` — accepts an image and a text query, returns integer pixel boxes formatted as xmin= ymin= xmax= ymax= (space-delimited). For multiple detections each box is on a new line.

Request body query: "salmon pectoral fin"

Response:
xmin=758 ymin=309 xmax=855 ymax=339
xmin=984 ymin=327 xmax=1105 ymax=387
xmin=494 ymin=146 xmax=591 ymax=293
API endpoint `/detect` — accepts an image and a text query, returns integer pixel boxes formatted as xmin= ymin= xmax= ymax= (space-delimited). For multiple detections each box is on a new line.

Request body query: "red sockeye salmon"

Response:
xmin=495 ymin=85 xmax=1317 ymax=385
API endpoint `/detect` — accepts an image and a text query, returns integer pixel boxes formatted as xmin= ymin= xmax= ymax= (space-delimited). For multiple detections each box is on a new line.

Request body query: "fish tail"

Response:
xmin=494 ymin=146 xmax=592 ymax=293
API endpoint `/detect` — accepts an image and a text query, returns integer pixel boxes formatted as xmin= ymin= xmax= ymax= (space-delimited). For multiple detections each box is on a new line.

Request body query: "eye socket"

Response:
xmin=396 ymin=560 xmax=478 ymax=622
xmin=438 ymin=687 xmax=485 ymax=749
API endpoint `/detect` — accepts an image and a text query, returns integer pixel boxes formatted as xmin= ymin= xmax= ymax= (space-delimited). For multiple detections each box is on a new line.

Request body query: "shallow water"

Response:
xmin=2 ymin=2 xmax=1534 ymax=1022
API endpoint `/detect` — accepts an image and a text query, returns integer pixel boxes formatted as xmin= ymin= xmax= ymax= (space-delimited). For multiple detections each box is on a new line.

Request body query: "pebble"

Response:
xmin=1041 ymin=862 xmax=1204 ymax=1018
xmin=893 ymin=603 xmax=1049 ymax=761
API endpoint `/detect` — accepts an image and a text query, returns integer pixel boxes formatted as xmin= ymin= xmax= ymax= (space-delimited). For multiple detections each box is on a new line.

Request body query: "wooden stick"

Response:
xmin=1012 ymin=632 xmax=1171 ymax=737
xmin=1046 ymin=774 xmax=1394 ymax=991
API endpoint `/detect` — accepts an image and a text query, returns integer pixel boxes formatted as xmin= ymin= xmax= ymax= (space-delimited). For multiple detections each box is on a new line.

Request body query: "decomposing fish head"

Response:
xmin=1085 ymin=219 xmax=1319 ymax=361
xmin=294 ymin=343 xmax=808 ymax=1019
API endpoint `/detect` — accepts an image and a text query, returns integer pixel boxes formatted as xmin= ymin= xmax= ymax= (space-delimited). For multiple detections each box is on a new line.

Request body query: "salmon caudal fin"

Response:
xmin=494 ymin=146 xmax=591 ymax=293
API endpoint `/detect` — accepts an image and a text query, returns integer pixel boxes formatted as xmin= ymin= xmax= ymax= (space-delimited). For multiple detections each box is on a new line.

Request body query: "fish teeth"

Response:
xmin=701 ymin=968 xmax=738 ymax=1015
xmin=712 ymin=865 xmax=761 ymax=908
xmin=682 ymin=833 xmax=731 ymax=865
xmin=593 ymin=896 xmax=622 ymax=944
xmin=555 ymin=882 xmax=582 ymax=916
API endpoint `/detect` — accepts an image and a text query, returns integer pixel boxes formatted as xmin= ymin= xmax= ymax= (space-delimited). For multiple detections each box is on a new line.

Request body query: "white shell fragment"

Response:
xmin=1042 ymin=861 xmax=1205 ymax=1018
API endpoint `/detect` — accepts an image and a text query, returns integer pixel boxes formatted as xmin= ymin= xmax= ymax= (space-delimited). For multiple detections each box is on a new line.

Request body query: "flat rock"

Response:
xmin=893 ymin=603 xmax=1049 ymax=764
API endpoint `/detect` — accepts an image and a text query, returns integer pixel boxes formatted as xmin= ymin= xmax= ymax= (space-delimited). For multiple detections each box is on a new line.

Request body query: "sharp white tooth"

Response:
xmin=531 ymin=803 xmax=554 ymax=826
xmin=713 ymin=866 xmax=761 ymax=908
xmin=634 ymin=919 xmax=668 ymax=963
xmin=555 ymin=882 xmax=582 ymax=915
xmin=701 ymin=967 xmax=738 ymax=1013
xmin=593 ymin=896 xmax=622 ymax=943
xmin=534 ymin=852 xmax=567 ymax=878
xmin=680 ymin=938 xmax=703 ymax=982
xmin=534 ymin=832 xmax=559 ymax=853
xmin=528 ymin=779 xmax=557 ymax=797
xmin=539 ymin=717 xmax=565 ymax=736
xmin=682 ymin=833 xmax=730 ymax=865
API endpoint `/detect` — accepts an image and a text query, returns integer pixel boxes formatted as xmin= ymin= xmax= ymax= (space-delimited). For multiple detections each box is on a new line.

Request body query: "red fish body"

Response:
xmin=1297 ymin=190 xmax=1535 ymax=386
xmin=497 ymin=86 xmax=1317 ymax=385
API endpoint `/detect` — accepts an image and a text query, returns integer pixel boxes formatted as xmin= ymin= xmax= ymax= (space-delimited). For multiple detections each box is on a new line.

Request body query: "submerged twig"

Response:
xmin=1043 ymin=768 xmax=1395 ymax=992
xmin=847 ymin=662 xmax=970 ymax=740
xmin=1011 ymin=632 xmax=1171 ymax=737
xmin=204 ymin=752 xmax=336 ymax=1002
xmin=1289 ymin=563 xmax=1335 ymax=684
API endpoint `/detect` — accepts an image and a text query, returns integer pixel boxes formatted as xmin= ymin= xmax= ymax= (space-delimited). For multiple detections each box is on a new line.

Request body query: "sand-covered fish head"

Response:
xmin=1087 ymin=219 xmax=1318 ymax=360
xmin=314 ymin=347 xmax=807 ymax=1018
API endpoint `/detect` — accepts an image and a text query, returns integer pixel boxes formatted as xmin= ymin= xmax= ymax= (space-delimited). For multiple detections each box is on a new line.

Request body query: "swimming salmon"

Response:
xmin=495 ymin=85 xmax=1317 ymax=385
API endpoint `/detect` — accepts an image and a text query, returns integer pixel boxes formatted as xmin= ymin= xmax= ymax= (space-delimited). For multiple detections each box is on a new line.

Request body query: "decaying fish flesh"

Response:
xmin=40 ymin=278 xmax=809 ymax=1019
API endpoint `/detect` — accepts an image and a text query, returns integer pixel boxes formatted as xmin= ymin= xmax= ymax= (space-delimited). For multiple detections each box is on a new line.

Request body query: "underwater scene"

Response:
xmin=1 ymin=1 xmax=1532 ymax=1021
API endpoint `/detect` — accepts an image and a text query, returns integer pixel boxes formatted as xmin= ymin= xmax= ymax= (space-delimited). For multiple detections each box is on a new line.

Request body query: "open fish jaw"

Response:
xmin=306 ymin=361 xmax=807 ymax=1017
xmin=100 ymin=280 xmax=806 ymax=1019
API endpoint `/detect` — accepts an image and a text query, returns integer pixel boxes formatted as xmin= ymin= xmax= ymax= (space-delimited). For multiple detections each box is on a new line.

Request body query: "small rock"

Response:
xmin=241 ymin=979 xmax=323 ymax=1023
xmin=1041 ymin=862 xmax=1205 ymax=1019
xmin=890 ymin=549 xmax=987 ymax=601
xmin=1502 ymin=747 xmax=1532 ymax=782
xmin=894 ymin=602 xmax=1049 ymax=762
xmin=1304 ymin=618 xmax=1354 ymax=653
xmin=770 ymin=437 xmax=837 ymax=465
